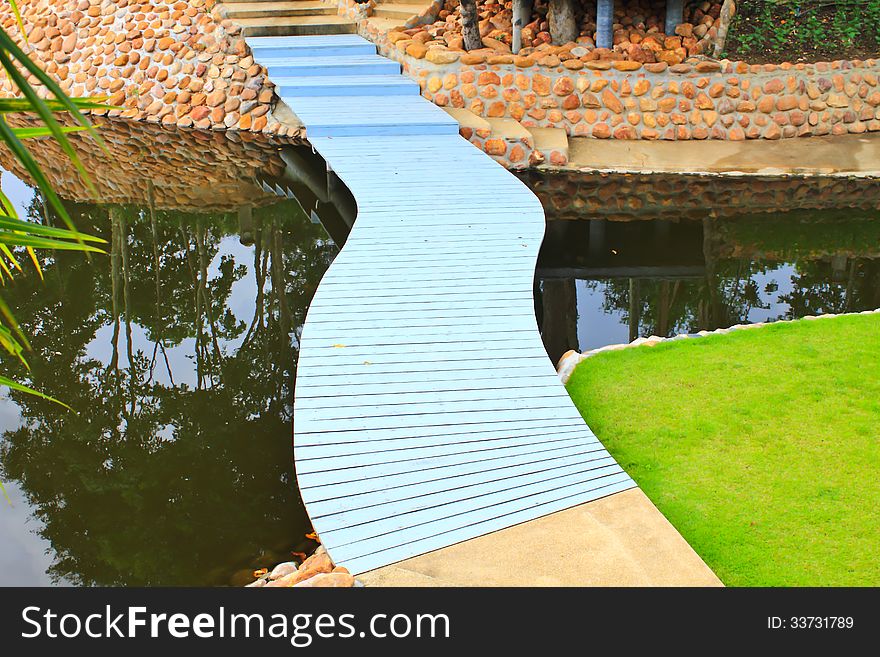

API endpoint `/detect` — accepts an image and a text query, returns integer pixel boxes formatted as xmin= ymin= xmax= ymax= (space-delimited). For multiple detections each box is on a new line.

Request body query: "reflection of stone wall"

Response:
xmin=0 ymin=0 xmax=300 ymax=138
xmin=0 ymin=116 xmax=289 ymax=211
xmin=521 ymin=170 xmax=880 ymax=222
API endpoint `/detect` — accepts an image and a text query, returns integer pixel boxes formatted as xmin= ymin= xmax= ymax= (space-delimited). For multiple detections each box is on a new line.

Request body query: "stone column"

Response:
xmin=665 ymin=0 xmax=684 ymax=36
xmin=512 ymin=0 xmax=533 ymax=54
xmin=549 ymin=0 xmax=578 ymax=45
xmin=596 ymin=0 xmax=614 ymax=49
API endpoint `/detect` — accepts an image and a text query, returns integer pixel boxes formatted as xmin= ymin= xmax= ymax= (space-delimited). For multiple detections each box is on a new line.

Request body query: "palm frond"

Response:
xmin=0 ymin=45 xmax=99 ymax=203
xmin=0 ymin=98 xmax=111 ymax=113
xmin=0 ymin=22 xmax=109 ymax=410
xmin=7 ymin=0 xmax=25 ymax=40
xmin=0 ymin=374 xmax=68 ymax=408
xmin=12 ymin=125 xmax=90 ymax=139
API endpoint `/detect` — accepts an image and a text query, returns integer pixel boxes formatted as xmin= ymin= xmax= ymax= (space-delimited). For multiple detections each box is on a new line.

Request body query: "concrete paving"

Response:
xmin=568 ymin=132 xmax=880 ymax=176
xmin=358 ymin=488 xmax=723 ymax=587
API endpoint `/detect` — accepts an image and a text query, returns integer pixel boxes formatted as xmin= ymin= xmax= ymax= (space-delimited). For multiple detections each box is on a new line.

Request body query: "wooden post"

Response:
xmin=665 ymin=0 xmax=683 ymax=36
xmin=596 ymin=0 xmax=614 ymax=49
xmin=512 ymin=0 xmax=533 ymax=54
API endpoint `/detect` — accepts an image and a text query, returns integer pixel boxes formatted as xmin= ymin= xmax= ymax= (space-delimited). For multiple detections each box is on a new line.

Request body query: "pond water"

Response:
xmin=0 ymin=156 xmax=340 ymax=586
xmin=1 ymin=134 xmax=879 ymax=586
xmin=536 ymin=210 xmax=880 ymax=363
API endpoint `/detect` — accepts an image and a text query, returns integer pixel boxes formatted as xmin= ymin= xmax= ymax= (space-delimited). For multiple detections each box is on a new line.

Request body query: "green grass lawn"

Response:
xmin=566 ymin=314 xmax=880 ymax=586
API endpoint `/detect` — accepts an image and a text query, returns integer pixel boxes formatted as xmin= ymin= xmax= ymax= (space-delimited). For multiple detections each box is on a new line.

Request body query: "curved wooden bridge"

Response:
xmin=248 ymin=34 xmax=635 ymax=575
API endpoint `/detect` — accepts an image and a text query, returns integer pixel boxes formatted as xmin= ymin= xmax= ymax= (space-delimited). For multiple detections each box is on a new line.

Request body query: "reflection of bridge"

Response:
xmin=248 ymin=34 xmax=634 ymax=575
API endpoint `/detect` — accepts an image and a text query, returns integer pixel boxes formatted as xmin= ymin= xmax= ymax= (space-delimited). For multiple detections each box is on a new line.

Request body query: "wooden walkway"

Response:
xmin=247 ymin=34 xmax=635 ymax=575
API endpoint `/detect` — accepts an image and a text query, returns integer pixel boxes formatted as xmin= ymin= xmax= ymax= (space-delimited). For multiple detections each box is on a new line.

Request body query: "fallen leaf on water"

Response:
xmin=363 ymin=361 xmax=372 ymax=365
xmin=332 ymin=344 xmax=346 ymax=348
xmin=252 ymin=568 xmax=268 ymax=578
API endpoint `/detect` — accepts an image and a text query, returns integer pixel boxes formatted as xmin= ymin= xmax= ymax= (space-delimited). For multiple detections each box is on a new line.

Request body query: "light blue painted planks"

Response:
xmin=271 ymin=74 xmax=418 ymax=96
xmin=248 ymin=34 xmax=636 ymax=575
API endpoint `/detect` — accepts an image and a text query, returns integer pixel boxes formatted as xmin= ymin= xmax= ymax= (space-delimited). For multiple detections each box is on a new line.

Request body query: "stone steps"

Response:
xmin=365 ymin=16 xmax=407 ymax=31
xmin=372 ymin=3 xmax=429 ymax=20
xmin=223 ymin=2 xmax=337 ymax=20
xmin=442 ymin=108 xmax=570 ymax=168
xmin=527 ymin=127 xmax=569 ymax=166
xmin=235 ymin=15 xmax=358 ymax=37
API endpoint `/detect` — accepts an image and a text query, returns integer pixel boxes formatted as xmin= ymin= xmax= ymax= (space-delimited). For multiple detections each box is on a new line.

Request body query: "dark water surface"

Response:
xmin=1 ymin=143 xmax=879 ymax=585
xmin=536 ymin=210 xmax=880 ymax=363
xmin=0 ymin=166 xmax=337 ymax=585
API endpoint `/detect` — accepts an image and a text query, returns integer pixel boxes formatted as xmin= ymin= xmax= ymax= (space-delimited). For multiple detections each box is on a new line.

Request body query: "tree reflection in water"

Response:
xmin=0 ymin=191 xmax=337 ymax=586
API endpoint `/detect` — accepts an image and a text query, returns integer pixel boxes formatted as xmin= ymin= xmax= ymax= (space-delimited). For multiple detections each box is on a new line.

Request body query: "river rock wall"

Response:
xmin=393 ymin=46 xmax=880 ymax=141
xmin=0 ymin=0 xmax=299 ymax=138
xmin=354 ymin=9 xmax=880 ymax=143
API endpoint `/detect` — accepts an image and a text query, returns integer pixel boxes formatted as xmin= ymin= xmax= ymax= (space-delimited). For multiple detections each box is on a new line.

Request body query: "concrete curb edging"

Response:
xmin=557 ymin=308 xmax=880 ymax=383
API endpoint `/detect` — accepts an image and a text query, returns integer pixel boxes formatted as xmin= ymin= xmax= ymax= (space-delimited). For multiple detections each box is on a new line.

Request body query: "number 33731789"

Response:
xmin=768 ymin=616 xmax=854 ymax=629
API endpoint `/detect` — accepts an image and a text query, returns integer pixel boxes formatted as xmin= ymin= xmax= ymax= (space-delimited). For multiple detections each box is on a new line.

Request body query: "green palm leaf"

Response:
xmin=0 ymin=21 xmax=109 ymax=412
xmin=0 ymin=374 xmax=68 ymax=408
xmin=0 ymin=28 xmax=104 ymax=146
xmin=0 ymin=215 xmax=106 ymax=243
xmin=0 ymin=46 xmax=99 ymax=205
xmin=7 ymin=0 xmax=24 ymax=38
xmin=12 ymin=125 xmax=90 ymax=139
xmin=0 ymin=98 xmax=110 ymax=113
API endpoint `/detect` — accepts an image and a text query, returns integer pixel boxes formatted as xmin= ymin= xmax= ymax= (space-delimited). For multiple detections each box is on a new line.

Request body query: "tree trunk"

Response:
xmin=665 ymin=0 xmax=683 ymax=36
xmin=713 ymin=0 xmax=736 ymax=58
xmin=459 ymin=0 xmax=482 ymax=51
xmin=548 ymin=0 xmax=577 ymax=45
xmin=512 ymin=0 xmax=533 ymax=54
xmin=596 ymin=0 xmax=614 ymax=49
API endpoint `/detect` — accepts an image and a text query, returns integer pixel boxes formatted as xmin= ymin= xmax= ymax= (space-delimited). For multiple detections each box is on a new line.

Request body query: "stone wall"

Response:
xmin=0 ymin=115 xmax=288 ymax=211
xmin=388 ymin=44 xmax=880 ymax=141
xmin=0 ymin=0 xmax=300 ymax=138
xmin=353 ymin=9 xmax=880 ymax=142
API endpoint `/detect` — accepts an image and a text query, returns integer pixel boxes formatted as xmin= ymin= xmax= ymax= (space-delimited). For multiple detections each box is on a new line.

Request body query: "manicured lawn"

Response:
xmin=566 ymin=314 xmax=880 ymax=586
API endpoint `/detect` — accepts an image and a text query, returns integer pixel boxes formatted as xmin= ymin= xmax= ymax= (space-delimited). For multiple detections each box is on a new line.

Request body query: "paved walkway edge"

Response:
xmin=359 ymin=488 xmax=723 ymax=587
